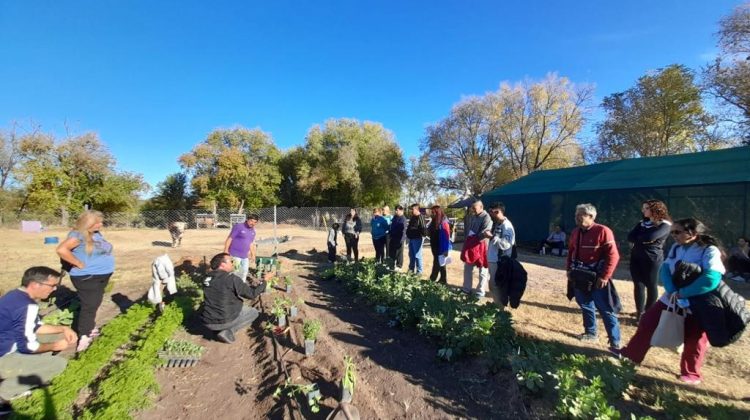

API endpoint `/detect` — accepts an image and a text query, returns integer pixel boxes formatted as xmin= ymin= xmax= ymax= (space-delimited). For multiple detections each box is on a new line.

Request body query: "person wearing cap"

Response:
xmin=0 ymin=267 xmax=76 ymax=403
xmin=224 ymin=214 xmax=259 ymax=282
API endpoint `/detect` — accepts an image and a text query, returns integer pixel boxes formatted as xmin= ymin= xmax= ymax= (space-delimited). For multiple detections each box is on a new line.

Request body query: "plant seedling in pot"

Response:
xmin=289 ymin=298 xmax=303 ymax=319
xmin=302 ymin=319 xmax=322 ymax=356
xmin=271 ymin=298 xmax=287 ymax=327
xmin=284 ymin=276 xmax=293 ymax=293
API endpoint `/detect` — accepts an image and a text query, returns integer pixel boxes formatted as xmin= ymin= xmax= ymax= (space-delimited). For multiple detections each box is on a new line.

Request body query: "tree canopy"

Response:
xmin=422 ymin=74 xmax=588 ymax=196
xmin=704 ymin=3 xmax=750 ymax=141
xmin=179 ymin=127 xmax=282 ymax=210
xmin=595 ymin=64 xmax=717 ymax=161
xmin=15 ymin=132 xmax=146 ymax=224
xmin=285 ymin=119 xmax=406 ymax=207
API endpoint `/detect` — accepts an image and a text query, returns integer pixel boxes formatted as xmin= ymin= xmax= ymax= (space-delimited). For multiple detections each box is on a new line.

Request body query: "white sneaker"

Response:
xmin=77 ymin=335 xmax=93 ymax=352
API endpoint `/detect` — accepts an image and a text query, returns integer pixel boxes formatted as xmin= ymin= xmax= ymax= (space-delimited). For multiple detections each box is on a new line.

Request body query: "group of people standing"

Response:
xmin=337 ymin=204 xmax=452 ymax=283
xmin=565 ymin=200 xmax=746 ymax=386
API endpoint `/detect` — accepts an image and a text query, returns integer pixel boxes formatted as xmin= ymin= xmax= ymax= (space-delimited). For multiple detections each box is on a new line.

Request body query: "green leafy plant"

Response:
xmin=271 ymin=297 xmax=288 ymax=322
xmin=302 ymin=319 xmax=322 ymax=341
xmin=273 ymin=379 xmax=321 ymax=413
xmin=81 ymin=297 xmax=196 ymax=419
xmin=517 ymin=370 xmax=545 ymax=394
xmin=160 ymin=339 xmax=204 ymax=357
xmin=42 ymin=308 xmax=75 ymax=326
xmin=342 ymin=356 xmax=357 ymax=395
xmin=11 ymin=304 xmax=155 ymax=419
xmin=284 ymin=276 xmax=293 ymax=286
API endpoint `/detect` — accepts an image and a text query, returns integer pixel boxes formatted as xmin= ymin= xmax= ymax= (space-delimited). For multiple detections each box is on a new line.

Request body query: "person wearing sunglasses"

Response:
xmin=617 ymin=218 xmax=725 ymax=385
xmin=0 ymin=267 xmax=77 ymax=404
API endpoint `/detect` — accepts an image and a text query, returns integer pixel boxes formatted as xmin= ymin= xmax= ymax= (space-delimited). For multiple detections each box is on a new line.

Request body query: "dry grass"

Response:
xmin=3 ymin=225 xmax=749 ymax=414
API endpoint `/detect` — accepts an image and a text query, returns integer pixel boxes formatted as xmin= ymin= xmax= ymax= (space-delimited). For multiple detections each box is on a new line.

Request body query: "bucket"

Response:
xmin=44 ymin=236 xmax=59 ymax=245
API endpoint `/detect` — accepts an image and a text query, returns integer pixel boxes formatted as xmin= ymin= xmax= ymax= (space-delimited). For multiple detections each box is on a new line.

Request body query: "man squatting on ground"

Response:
xmin=201 ymin=253 xmax=266 ymax=344
xmin=0 ymin=267 xmax=77 ymax=402
xmin=224 ymin=213 xmax=259 ymax=282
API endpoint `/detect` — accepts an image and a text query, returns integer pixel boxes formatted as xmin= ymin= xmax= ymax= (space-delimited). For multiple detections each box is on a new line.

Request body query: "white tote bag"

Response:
xmin=650 ymin=295 xmax=686 ymax=349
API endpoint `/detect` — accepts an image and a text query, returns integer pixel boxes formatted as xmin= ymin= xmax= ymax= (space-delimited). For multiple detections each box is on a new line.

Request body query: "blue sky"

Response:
xmin=0 ymin=1 xmax=740 ymax=193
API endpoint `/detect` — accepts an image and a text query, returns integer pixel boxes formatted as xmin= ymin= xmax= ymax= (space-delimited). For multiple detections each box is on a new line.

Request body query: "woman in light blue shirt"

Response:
xmin=57 ymin=210 xmax=115 ymax=352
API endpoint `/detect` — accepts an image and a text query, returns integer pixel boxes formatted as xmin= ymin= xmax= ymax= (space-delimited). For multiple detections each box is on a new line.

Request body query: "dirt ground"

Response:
xmin=2 ymin=226 xmax=749 ymax=418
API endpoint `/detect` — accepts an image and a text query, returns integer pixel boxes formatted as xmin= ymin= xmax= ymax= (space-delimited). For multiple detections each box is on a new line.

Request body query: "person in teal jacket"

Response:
xmin=370 ymin=208 xmax=390 ymax=264
xmin=618 ymin=218 xmax=724 ymax=385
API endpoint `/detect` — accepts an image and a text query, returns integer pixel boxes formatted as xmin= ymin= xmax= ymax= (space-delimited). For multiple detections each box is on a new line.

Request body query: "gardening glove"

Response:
xmin=673 ymin=260 xmax=702 ymax=289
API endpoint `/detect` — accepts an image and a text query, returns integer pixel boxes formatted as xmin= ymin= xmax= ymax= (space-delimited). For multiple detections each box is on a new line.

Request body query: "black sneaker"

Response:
xmin=0 ymin=401 xmax=12 ymax=416
xmin=217 ymin=329 xmax=235 ymax=344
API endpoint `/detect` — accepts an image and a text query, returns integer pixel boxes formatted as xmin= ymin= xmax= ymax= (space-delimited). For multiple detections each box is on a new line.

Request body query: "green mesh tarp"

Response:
xmin=481 ymin=147 xmax=750 ymax=252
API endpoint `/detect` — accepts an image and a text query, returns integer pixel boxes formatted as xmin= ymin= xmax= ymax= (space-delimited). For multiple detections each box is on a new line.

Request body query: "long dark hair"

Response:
xmin=674 ymin=218 xmax=722 ymax=249
xmin=429 ymin=205 xmax=446 ymax=231
xmin=345 ymin=207 xmax=359 ymax=221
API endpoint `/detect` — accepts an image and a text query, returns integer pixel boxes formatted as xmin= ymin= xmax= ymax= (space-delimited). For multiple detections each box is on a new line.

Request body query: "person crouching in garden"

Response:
xmin=0 ymin=267 xmax=76 ymax=403
xmin=202 ymin=253 xmax=266 ymax=344
xmin=566 ymin=203 xmax=622 ymax=351
xmin=617 ymin=218 xmax=724 ymax=385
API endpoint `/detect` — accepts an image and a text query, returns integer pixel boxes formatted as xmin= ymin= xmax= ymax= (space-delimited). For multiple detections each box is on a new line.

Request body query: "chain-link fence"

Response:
xmin=2 ymin=207 xmax=383 ymax=231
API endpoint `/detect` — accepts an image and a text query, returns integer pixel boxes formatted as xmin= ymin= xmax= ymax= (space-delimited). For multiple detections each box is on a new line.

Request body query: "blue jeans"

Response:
xmin=408 ymin=238 xmax=424 ymax=273
xmin=574 ymin=287 xmax=621 ymax=347
xmin=231 ymin=257 xmax=249 ymax=283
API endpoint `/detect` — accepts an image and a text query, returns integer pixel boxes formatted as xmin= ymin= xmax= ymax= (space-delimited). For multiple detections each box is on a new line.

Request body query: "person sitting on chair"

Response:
xmin=540 ymin=225 xmax=566 ymax=255
xmin=201 ymin=253 xmax=266 ymax=344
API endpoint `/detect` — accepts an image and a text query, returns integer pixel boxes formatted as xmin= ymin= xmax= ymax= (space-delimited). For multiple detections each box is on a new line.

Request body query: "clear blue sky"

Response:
xmin=0 ymin=1 xmax=740 ymax=193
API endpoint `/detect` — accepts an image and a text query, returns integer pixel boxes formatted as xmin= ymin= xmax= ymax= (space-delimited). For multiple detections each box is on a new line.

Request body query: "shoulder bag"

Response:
xmin=568 ymin=229 xmax=597 ymax=293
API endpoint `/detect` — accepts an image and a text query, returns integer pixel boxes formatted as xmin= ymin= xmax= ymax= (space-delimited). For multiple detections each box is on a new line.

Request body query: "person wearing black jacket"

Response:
xmin=202 ymin=253 xmax=266 ymax=344
xmin=628 ymin=200 xmax=672 ymax=320
xmin=388 ymin=206 xmax=408 ymax=270
xmin=405 ymin=204 xmax=427 ymax=274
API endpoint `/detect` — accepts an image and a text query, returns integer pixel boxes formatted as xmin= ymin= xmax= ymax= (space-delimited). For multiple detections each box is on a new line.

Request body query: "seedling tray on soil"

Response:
xmin=158 ymin=352 xmax=201 ymax=368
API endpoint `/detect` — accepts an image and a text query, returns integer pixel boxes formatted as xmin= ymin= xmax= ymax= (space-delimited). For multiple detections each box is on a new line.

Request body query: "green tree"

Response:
xmin=596 ymin=64 xmax=717 ymax=161
xmin=16 ymin=132 xmax=147 ymax=224
xmin=142 ymin=172 xmax=196 ymax=211
xmin=179 ymin=127 xmax=282 ymax=209
xmin=704 ymin=3 xmax=750 ymax=142
xmin=296 ymin=119 xmax=405 ymax=207
xmin=277 ymin=147 xmax=308 ymax=207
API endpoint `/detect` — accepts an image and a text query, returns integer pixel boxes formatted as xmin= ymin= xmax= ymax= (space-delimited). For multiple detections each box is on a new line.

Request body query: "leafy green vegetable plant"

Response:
xmin=302 ymin=319 xmax=322 ymax=341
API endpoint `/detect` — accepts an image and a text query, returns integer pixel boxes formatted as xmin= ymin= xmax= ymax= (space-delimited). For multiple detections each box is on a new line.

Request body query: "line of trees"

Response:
xmin=1 ymin=4 xmax=747 ymax=220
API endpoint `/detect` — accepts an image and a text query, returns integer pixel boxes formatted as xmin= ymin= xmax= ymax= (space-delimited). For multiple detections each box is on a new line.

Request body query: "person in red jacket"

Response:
xmin=566 ymin=203 xmax=622 ymax=351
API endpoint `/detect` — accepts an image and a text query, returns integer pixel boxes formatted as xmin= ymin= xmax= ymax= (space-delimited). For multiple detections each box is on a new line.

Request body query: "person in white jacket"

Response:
xmin=485 ymin=202 xmax=515 ymax=305
xmin=149 ymin=254 xmax=177 ymax=311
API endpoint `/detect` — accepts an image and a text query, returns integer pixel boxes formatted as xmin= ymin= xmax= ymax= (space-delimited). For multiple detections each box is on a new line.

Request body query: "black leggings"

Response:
xmin=344 ymin=234 xmax=359 ymax=261
xmin=629 ymin=256 xmax=661 ymax=315
xmin=429 ymin=247 xmax=447 ymax=283
xmin=71 ymin=273 xmax=112 ymax=336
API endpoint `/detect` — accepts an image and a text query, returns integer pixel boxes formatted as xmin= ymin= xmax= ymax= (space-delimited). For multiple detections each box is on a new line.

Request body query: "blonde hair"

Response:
xmin=74 ymin=210 xmax=104 ymax=254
